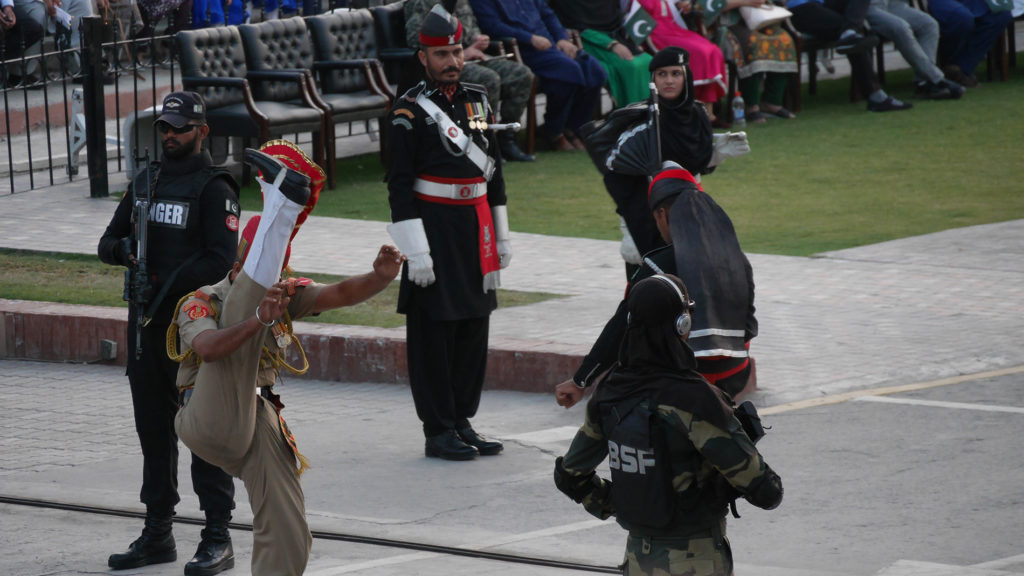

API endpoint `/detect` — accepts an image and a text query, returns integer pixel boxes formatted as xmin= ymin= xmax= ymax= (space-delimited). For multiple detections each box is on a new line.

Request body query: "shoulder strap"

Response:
xmin=415 ymin=92 xmax=496 ymax=180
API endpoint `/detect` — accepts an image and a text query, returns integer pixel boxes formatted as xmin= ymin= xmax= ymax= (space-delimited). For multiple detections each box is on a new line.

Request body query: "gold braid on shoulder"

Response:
xmin=166 ymin=292 xmax=220 ymax=364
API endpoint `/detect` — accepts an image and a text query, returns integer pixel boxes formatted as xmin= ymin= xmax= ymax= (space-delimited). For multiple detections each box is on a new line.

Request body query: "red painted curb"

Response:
xmin=0 ymin=299 xmax=585 ymax=394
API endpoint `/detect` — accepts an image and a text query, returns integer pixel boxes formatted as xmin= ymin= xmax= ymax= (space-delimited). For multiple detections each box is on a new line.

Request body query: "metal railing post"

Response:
xmin=81 ymin=16 xmax=109 ymax=198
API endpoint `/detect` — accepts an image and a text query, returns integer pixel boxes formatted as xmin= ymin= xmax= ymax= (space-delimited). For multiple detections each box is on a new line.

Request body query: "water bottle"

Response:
xmin=731 ymin=91 xmax=746 ymax=128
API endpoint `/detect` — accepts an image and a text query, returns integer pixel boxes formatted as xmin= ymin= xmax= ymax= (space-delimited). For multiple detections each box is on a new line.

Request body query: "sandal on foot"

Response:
xmin=764 ymin=106 xmax=796 ymax=119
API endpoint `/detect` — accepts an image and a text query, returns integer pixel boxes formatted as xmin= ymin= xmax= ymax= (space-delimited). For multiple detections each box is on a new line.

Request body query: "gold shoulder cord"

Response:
xmin=166 ymin=292 xmax=220 ymax=364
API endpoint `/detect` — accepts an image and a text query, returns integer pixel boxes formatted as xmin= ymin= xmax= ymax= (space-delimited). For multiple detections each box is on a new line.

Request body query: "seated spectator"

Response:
xmin=406 ymin=0 xmax=537 ymax=162
xmin=548 ymin=0 xmax=654 ymax=106
xmin=191 ymin=0 xmax=226 ymax=28
xmin=716 ymin=0 xmax=799 ymax=122
xmin=638 ymin=0 xmax=728 ymax=110
xmin=785 ymin=0 xmax=914 ymax=111
xmin=926 ymin=0 xmax=1013 ymax=87
xmin=1 ymin=0 xmax=44 ymax=79
xmin=866 ymin=0 xmax=964 ymax=98
xmin=14 ymin=0 xmax=101 ymax=78
xmin=469 ymin=0 xmax=607 ymax=150
xmin=135 ymin=0 xmax=192 ymax=37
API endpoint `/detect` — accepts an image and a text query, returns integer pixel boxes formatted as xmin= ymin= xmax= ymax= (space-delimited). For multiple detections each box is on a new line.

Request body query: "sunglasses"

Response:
xmin=157 ymin=123 xmax=198 ymax=135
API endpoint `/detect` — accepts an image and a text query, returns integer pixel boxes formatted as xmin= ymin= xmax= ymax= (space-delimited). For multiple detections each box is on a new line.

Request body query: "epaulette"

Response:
xmin=400 ymin=81 xmax=427 ymax=103
xmin=283 ymin=276 xmax=313 ymax=296
xmin=461 ymin=82 xmax=487 ymax=95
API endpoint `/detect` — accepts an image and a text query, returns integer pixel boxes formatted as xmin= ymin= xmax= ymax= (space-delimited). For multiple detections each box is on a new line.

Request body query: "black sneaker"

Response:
xmin=835 ymin=31 xmax=879 ymax=55
xmin=913 ymin=81 xmax=952 ymax=100
xmin=867 ymin=96 xmax=913 ymax=112
xmin=940 ymin=78 xmax=965 ymax=99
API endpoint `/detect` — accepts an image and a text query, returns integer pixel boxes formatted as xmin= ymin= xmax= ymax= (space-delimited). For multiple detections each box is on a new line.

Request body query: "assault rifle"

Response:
xmin=123 ymin=150 xmax=155 ymax=359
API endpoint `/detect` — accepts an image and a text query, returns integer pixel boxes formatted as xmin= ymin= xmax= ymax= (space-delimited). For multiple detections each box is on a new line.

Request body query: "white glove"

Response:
xmin=492 ymin=205 xmax=512 ymax=269
xmin=386 ymin=218 xmax=435 ymax=287
xmin=709 ymin=131 xmax=750 ymax=167
xmin=619 ymin=216 xmax=642 ymax=265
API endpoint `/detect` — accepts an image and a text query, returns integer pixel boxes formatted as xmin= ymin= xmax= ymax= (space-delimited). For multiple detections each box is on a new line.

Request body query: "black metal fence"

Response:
xmin=0 ymin=0 xmax=346 ymax=196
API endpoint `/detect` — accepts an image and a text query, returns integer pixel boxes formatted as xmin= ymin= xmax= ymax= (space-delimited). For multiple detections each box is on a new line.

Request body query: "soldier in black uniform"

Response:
xmin=385 ymin=4 xmax=511 ymax=461
xmin=555 ymin=165 xmax=758 ymax=407
xmin=97 ymin=91 xmax=240 ymax=576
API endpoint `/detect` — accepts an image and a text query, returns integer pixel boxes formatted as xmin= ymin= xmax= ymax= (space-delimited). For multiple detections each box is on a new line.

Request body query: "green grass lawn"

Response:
xmin=0 ymin=249 xmax=561 ymax=328
xmin=239 ymin=65 xmax=1024 ymax=256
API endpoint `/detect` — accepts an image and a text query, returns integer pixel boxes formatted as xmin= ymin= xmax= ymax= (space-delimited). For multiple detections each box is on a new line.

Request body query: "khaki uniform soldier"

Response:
xmin=172 ymin=144 xmax=403 ymax=575
xmin=405 ymin=0 xmax=536 ymax=162
xmin=554 ymin=274 xmax=782 ymax=576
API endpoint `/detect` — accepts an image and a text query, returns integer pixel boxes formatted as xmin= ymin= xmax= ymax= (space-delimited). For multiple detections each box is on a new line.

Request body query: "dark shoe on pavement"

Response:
xmin=835 ymin=31 xmax=879 ymax=55
xmin=185 ymin=533 xmax=234 ymax=575
xmin=185 ymin=512 xmax=234 ymax=576
xmin=499 ymin=132 xmax=535 ymax=162
xmin=457 ymin=426 xmax=503 ymax=456
xmin=244 ymin=148 xmax=311 ymax=205
xmin=913 ymin=80 xmax=953 ymax=100
xmin=867 ymin=95 xmax=913 ymax=112
xmin=108 ymin=513 xmax=176 ymax=570
xmin=425 ymin=429 xmax=478 ymax=460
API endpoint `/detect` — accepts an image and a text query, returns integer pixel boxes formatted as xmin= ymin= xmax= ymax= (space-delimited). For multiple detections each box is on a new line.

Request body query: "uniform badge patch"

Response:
xmin=226 ymin=214 xmax=239 ymax=232
xmin=184 ymin=301 xmax=212 ymax=320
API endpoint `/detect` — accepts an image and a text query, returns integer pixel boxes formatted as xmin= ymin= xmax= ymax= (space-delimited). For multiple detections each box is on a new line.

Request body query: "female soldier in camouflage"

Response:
xmin=554 ymin=274 xmax=782 ymax=576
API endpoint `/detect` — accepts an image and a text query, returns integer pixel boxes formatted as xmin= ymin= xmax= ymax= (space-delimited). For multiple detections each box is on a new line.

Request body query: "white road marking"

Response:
xmin=760 ymin=364 xmax=1024 ymax=415
xmin=972 ymin=553 xmax=1024 ymax=570
xmin=855 ymin=395 xmax=1024 ymax=414
xmin=502 ymin=425 xmax=579 ymax=444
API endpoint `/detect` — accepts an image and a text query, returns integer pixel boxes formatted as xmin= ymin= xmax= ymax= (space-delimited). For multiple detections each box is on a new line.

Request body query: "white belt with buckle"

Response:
xmin=413 ymin=178 xmax=486 ymax=201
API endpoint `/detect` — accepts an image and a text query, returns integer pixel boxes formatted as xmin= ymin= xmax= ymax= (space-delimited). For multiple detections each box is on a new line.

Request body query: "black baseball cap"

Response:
xmin=156 ymin=91 xmax=206 ymax=128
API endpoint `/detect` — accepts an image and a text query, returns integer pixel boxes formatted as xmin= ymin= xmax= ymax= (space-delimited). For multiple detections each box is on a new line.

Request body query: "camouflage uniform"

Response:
xmin=405 ymin=0 xmax=534 ymax=124
xmin=559 ymin=384 xmax=780 ymax=575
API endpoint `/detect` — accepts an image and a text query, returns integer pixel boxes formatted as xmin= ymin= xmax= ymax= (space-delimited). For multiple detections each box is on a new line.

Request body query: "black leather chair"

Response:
xmin=238 ymin=18 xmax=337 ymax=188
xmin=370 ymin=0 xmax=419 ymax=97
xmin=306 ymin=9 xmax=394 ymax=163
xmin=176 ymin=26 xmax=327 ymax=181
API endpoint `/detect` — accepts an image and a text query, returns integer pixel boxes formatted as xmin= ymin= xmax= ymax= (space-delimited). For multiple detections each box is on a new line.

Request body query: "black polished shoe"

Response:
xmin=185 ymin=527 xmax=234 ymax=576
xmin=425 ymin=429 xmax=478 ymax=461
xmin=499 ymin=132 xmax=535 ymax=162
xmin=108 ymin=513 xmax=177 ymax=570
xmin=457 ymin=426 xmax=503 ymax=456
xmin=244 ymin=148 xmax=312 ymax=205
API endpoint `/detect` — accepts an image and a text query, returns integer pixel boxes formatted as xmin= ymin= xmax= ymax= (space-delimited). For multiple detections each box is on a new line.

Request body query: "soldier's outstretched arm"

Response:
xmin=190 ymin=282 xmax=290 ymax=363
xmin=312 ymin=245 xmax=405 ymax=313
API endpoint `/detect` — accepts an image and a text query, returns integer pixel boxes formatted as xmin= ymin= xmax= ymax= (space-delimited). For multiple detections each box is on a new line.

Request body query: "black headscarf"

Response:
xmin=651 ymin=47 xmax=714 ymax=175
xmin=588 ymin=275 xmax=736 ymax=431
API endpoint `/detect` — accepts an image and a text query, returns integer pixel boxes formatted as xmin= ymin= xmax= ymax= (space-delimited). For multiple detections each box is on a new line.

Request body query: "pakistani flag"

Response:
xmin=697 ymin=0 xmax=728 ymax=24
xmin=624 ymin=1 xmax=657 ymax=45
xmin=984 ymin=0 xmax=1012 ymax=12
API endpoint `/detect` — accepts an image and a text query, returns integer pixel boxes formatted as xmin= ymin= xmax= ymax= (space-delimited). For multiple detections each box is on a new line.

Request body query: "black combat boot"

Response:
xmin=184 ymin=511 xmax=235 ymax=576
xmin=108 ymin=508 xmax=176 ymax=569
xmin=498 ymin=132 xmax=535 ymax=162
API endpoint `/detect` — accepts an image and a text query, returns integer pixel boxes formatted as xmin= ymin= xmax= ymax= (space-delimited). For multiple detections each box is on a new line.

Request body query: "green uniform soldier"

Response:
xmin=554 ymin=274 xmax=783 ymax=576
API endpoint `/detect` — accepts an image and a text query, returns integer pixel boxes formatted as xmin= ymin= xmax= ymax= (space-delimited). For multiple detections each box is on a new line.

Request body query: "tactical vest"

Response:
xmin=131 ymin=163 xmax=235 ymax=286
xmin=600 ymin=396 xmax=677 ymax=529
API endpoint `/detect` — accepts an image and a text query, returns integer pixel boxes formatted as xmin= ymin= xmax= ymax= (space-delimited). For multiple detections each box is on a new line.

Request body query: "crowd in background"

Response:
xmin=0 ymin=0 xmax=1019 ymax=120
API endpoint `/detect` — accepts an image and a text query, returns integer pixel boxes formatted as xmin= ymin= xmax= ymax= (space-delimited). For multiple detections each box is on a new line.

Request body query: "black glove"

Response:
xmin=115 ymin=238 xmax=134 ymax=268
xmin=553 ymin=456 xmax=597 ymax=504
xmin=745 ymin=464 xmax=783 ymax=511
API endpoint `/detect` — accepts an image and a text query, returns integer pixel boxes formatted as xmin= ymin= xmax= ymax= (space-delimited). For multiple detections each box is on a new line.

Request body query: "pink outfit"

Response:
xmin=638 ymin=0 xmax=728 ymax=103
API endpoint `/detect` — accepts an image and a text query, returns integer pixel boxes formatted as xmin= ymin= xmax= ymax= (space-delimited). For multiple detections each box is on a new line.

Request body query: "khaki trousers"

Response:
xmin=176 ymin=271 xmax=312 ymax=576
